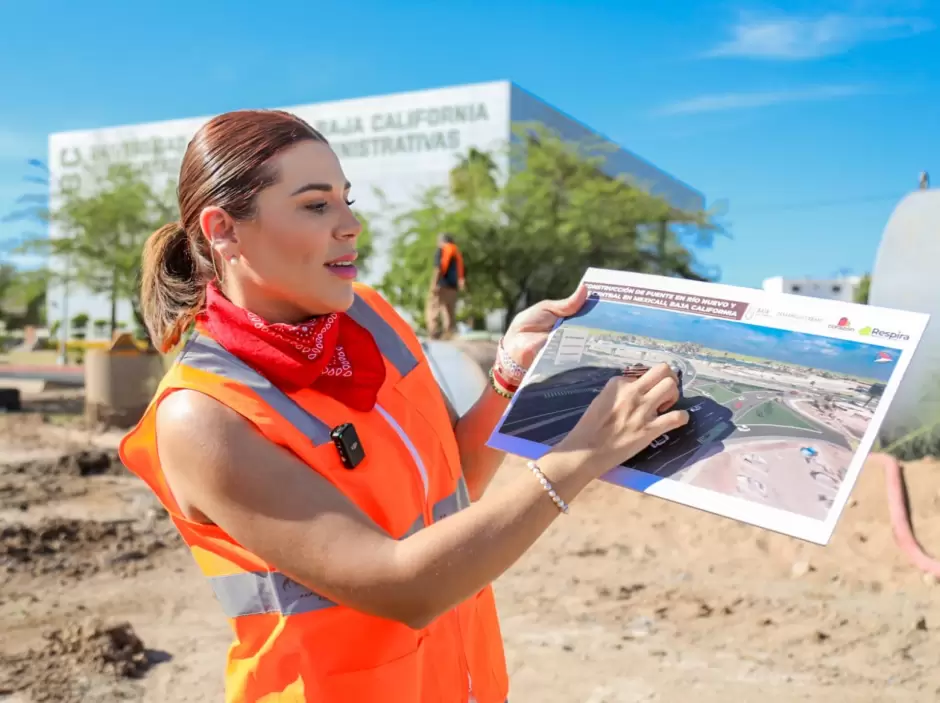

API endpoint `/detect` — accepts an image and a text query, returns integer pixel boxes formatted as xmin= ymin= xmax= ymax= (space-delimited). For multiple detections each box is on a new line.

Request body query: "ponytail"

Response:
xmin=140 ymin=222 xmax=209 ymax=353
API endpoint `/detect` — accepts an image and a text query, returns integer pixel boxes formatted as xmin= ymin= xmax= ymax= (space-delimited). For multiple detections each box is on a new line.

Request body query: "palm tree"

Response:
xmin=449 ymin=148 xmax=498 ymax=202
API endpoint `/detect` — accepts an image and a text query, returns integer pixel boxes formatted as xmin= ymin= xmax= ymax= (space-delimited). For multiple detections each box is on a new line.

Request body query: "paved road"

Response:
xmin=699 ymin=385 xmax=849 ymax=449
xmin=500 ymin=366 xmax=617 ymax=439
xmin=501 ymin=362 xmax=702 ymax=449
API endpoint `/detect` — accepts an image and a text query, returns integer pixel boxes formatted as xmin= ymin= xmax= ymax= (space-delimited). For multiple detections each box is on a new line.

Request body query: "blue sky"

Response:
xmin=573 ymin=299 xmax=896 ymax=380
xmin=0 ymin=0 xmax=937 ymax=287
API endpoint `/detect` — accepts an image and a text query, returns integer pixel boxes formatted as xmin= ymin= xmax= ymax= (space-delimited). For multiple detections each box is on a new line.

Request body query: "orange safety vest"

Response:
xmin=119 ymin=284 xmax=509 ymax=703
xmin=439 ymin=242 xmax=465 ymax=281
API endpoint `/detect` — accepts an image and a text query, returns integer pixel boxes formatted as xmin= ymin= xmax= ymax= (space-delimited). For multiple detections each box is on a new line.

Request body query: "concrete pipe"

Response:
xmin=84 ymin=337 xmax=164 ymax=428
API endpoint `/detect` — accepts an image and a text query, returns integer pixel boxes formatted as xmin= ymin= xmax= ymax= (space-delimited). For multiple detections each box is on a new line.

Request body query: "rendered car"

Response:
xmin=621 ymin=362 xmax=652 ymax=380
xmin=650 ymin=434 xmax=670 ymax=449
xmin=621 ymin=362 xmax=684 ymax=392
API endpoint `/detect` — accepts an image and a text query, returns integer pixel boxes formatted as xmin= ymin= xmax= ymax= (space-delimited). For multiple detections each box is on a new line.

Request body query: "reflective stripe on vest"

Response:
xmin=346 ymin=294 xmax=419 ymax=377
xmin=182 ymin=333 xmax=334 ymax=446
xmin=176 ymin=297 xmax=471 ymax=620
xmin=208 ymin=476 xmax=471 ymax=620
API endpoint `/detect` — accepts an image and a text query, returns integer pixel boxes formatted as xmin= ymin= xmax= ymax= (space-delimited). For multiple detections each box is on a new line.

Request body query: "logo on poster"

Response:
xmin=743 ymin=307 xmax=825 ymax=324
xmin=776 ymin=310 xmax=825 ymax=324
xmin=828 ymin=317 xmax=856 ymax=332
xmin=874 ymin=351 xmax=894 ymax=364
xmin=859 ymin=326 xmax=910 ymax=342
xmin=742 ymin=306 xmax=764 ymax=321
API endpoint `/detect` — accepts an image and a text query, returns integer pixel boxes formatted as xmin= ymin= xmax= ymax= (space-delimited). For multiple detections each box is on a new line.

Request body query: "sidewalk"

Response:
xmin=0 ymin=363 xmax=83 ymax=374
xmin=0 ymin=363 xmax=84 ymax=386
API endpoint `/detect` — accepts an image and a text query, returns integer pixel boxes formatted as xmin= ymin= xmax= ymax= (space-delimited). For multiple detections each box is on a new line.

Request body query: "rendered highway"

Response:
xmin=500 ymin=346 xmax=850 ymax=477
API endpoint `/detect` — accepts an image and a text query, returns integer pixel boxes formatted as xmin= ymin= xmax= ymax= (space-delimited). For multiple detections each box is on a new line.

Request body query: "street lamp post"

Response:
xmin=58 ymin=251 xmax=71 ymax=365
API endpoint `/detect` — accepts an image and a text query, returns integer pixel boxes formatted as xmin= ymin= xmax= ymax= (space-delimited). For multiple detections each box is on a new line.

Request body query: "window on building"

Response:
xmin=832 ymin=285 xmax=842 ymax=293
xmin=791 ymin=284 xmax=801 ymax=293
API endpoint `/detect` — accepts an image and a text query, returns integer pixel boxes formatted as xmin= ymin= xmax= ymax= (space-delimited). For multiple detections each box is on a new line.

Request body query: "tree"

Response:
xmin=854 ymin=273 xmax=871 ymax=305
xmin=1 ymin=159 xmax=49 ymax=262
xmin=0 ymin=264 xmax=47 ymax=330
xmin=71 ymin=312 xmax=90 ymax=339
xmin=0 ymin=264 xmax=19 ymax=323
xmin=22 ymin=162 xmax=178 ymax=341
xmin=353 ymin=209 xmax=376 ymax=277
xmin=377 ymin=123 xmax=722 ymax=331
xmin=449 ymin=147 xmax=499 ymax=202
xmin=1 ymin=160 xmax=51 ymax=331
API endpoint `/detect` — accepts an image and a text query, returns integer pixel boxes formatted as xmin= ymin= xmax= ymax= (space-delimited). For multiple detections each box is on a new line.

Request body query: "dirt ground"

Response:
xmin=1 ymin=390 xmax=939 ymax=702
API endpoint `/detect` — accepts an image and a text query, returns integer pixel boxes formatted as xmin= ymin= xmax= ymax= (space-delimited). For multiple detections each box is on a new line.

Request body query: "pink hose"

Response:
xmin=870 ymin=452 xmax=940 ymax=578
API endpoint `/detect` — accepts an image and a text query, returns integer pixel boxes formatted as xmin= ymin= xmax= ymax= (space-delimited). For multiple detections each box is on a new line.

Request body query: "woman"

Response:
xmin=120 ymin=109 xmax=688 ymax=703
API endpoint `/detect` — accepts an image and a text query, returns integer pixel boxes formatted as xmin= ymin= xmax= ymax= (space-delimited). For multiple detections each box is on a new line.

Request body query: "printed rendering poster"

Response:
xmin=487 ymin=267 xmax=930 ymax=544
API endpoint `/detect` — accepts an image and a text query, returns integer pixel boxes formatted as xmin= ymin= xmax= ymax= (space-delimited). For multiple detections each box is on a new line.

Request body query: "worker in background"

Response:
xmin=120 ymin=109 xmax=688 ymax=702
xmin=426 ymin=232 xmax=465 ymax=339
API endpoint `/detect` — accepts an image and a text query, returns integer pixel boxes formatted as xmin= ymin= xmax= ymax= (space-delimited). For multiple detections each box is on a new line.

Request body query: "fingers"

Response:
xmin=629 ymin=362 xmax=677 ymax=395
xmin=645 ymin=408 xmax=690 ymax=437
xmin=645 ymin=376 xmax=681 ymax=414
xmin=541 ymin=283 xmax=588 ymax=317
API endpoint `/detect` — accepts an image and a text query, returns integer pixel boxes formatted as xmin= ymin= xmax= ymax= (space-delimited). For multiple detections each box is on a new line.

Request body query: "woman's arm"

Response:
xmin=433 ymin=285 xmax=592 ymax=499
xmin=157 ymin=364 xmax=686 ymax=630
xmin=449 ymin=382 xmax=510 ymax=500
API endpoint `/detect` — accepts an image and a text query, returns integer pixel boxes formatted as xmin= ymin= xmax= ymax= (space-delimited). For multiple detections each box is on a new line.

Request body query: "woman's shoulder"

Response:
xmin=156 ymin=388 xmax=275 ymax=492
xmin=157 ymin=388 xmax=244 ymax=448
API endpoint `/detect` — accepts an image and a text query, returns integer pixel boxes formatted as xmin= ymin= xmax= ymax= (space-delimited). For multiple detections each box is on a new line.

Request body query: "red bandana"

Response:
xmin=199 ymin=283 xmax=386 ymax=412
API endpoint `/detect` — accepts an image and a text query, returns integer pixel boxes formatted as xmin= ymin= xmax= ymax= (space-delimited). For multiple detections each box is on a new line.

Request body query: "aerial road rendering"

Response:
xmin=496 ymin=300 xmax=896 ymax=521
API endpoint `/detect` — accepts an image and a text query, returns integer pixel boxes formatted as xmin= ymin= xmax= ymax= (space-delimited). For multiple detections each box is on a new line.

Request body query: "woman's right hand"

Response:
xmin=551 ymin=362 xmax=689 ymax=479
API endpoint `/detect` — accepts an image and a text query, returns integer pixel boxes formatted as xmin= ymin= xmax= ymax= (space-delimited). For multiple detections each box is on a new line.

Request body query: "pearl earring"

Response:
xmin=228 ymin=256 xmax=238 ymax=264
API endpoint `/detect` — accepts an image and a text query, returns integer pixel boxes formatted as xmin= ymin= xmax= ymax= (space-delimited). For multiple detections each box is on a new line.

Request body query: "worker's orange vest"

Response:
xmin=439 ymin=242 xmax=465 ymax=280
xmin=119 ymin=284 xmax=509 ymax=703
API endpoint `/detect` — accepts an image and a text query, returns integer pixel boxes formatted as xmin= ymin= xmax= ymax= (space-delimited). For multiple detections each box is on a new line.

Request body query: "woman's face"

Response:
xmin=216 ymin=140 xmax=362 ymax=322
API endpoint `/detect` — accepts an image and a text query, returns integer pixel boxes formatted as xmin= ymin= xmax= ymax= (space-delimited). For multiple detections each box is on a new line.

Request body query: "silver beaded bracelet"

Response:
xmin=497 ymin=337 xmax=528 ymax=385
xmin=526 ymin=460 xmax=570 ymax=514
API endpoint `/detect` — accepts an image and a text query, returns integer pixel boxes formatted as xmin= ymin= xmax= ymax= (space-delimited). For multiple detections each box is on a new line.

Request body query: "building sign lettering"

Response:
xmin=52 ymin=101 xmax=492 ymax=192
xmin=313 ymin=102 xmax=490 ymax=161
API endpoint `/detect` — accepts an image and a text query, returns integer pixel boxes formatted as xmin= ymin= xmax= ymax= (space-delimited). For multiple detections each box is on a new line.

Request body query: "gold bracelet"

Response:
xmin=488 ymin=366 xmax=516 ymax=398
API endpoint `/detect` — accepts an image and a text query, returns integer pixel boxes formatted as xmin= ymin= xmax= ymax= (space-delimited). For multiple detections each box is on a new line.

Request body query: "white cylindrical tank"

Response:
xmin=422 ymin=340 xmax=488 ymax=416
xmin=869 ymin=190 xmax=940 ymax=451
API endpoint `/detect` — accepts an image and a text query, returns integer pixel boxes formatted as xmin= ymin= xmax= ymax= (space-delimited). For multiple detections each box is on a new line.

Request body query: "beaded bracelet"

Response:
xmin=526 ymin=460 xmax=570 ymax=514
xmin=496 ymin=337 xmax=528 ymax=386
xmin=493 ymin=364 xmax=520 ymax=392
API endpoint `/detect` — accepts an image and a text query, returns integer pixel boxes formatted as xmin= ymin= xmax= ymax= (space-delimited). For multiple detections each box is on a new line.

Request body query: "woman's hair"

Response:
xmin=140 ymin=109 xmax=327 ymax=352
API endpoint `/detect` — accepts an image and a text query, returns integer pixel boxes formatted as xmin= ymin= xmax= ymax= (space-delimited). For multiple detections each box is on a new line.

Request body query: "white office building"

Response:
xmin=46 ymin=80 xmax=704 ymax=336
xmin=762 ymin=275 xmax=863 ymax=302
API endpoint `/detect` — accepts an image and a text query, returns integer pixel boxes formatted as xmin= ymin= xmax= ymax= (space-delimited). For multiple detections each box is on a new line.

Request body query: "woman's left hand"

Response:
xmin=501 ymin=284 xmax=589 ymax=370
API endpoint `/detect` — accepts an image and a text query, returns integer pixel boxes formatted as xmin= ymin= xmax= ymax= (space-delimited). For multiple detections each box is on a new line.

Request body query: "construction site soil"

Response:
xmin=0 ymin=392 xmax=938 ymax=702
